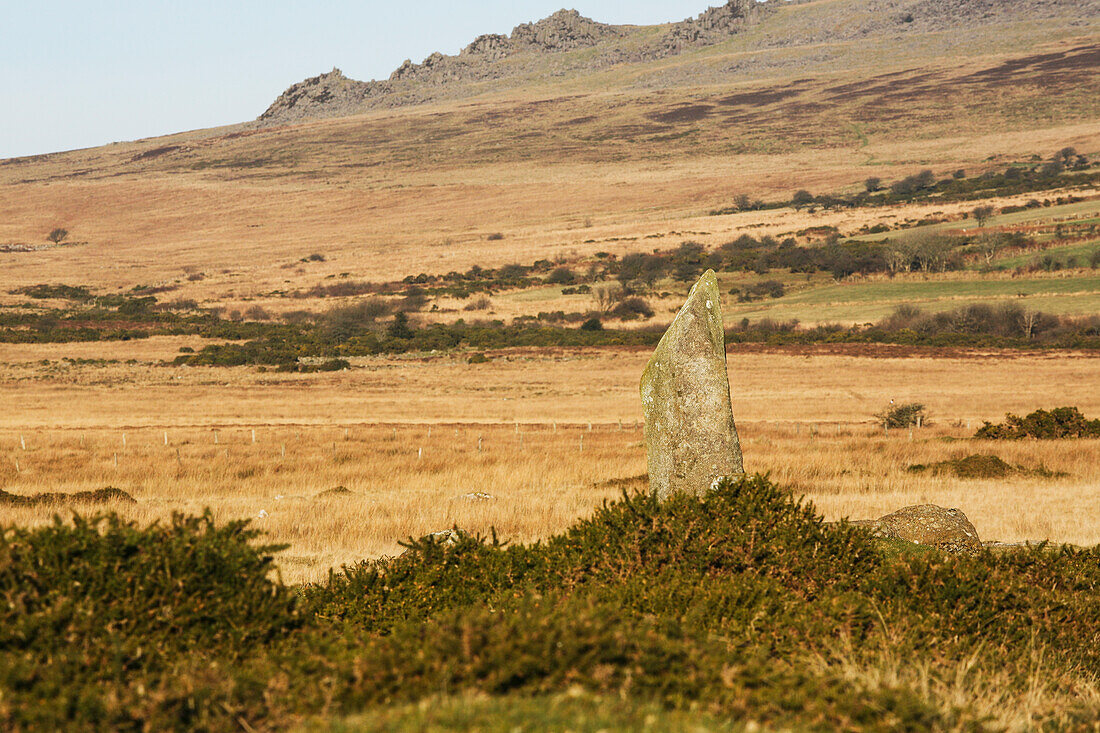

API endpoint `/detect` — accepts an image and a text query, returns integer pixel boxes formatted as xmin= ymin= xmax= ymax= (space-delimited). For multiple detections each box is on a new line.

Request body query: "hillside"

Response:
xmin=257 ymin=0 xmax=1096 ymax=124
xmin=0 ymin=0 xmax=1097 ymax=313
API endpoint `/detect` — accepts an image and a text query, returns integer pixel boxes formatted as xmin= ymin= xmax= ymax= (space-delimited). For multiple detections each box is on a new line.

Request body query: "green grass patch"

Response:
xmin=307 ymin=694 xmax=756 ymax=733
xmin=724 ymin=275 xmax=1100 ymax=324
xmin=991 ymin=239 xmax=1100 ymax=270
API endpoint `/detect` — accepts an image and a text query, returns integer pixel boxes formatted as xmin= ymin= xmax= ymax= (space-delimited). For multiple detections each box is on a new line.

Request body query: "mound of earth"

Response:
xmin=907 ymin=453 xmax=1067 ymax=479
xmin=316 ymin=486 xmax=353 ymax=497
xmin=0 ymin=487 xmax=136 ymax=507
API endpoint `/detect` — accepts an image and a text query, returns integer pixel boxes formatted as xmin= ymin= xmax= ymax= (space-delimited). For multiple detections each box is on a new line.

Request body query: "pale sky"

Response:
xmin=1 ymin=1 xmax=719 ymax=158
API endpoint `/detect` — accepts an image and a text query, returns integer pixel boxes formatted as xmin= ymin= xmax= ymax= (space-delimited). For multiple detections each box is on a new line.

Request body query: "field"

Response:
xmin=3 ymin=343 xmax=1098 ymax=584
xmin=3 ymin=2 xmax=1100 ymax=728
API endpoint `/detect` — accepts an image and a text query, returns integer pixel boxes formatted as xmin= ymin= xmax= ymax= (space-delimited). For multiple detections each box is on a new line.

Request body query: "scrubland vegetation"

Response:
xmin=2 ymin=9 xmax=1099 ymax=723
xmin=3 ymin=474 xmax=1100 ymax=730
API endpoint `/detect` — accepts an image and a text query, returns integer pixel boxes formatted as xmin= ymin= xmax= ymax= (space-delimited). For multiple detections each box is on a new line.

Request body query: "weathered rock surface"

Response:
xmin=663 ymin=0 xmax=759 ymax=55
xmin=854 ymin=504 xmax=982 ymax=554
xmin=511 ymin=9 xmax=622 ymax=52
xmin=641 ymin=269 xmax=743 ymax=499
xmin=259 ymin=68 xmax=379 ymax=124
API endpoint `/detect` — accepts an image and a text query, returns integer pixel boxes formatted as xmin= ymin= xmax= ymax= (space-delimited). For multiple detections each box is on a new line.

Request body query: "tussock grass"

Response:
xmin=1 ymin=347 xmax=1098 ymax=583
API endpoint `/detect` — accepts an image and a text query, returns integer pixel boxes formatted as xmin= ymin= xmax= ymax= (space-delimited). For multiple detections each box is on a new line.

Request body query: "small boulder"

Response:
xmin=426 ymin=529 xmax=468 ymax=545
xmin=857 ymin=505 xmax=982 ymax=554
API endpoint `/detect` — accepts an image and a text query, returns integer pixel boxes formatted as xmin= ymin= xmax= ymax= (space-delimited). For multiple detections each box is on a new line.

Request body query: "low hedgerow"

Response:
xmin=975 ymin=406 xmax=1100 ymax=439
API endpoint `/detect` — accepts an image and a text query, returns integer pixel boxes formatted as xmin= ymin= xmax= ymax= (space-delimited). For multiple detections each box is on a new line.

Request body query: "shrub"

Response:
xmin=467 ymin=352 xmax=489 ymax=364
xmin=243 ymin=305 xmax=271 ymax=321
xmin=975 ymin=407 xmax=1100 ymax=439
xmin=609 ymin=296 xmax=654 ymax=320
xmin=546 ymin=267 xmax=575 ymax=285
xmin=971 ymin=204 xmax=996 ymax=227
xmin=875 ymin=402 xmax=927 ymax=428
xmin=464 ymin=296 xmax=492 ymax=311
xmin=486 ymin=232 xmax=505 ymax=241
xmin=16 ymin=284 xmax=94 ymax=301
xmin=5 ymin=478 xmax=1100 ymax=729
xmin=386 ymin=312 xmax=415 ymax=339
xmin=0 ymin=512 xmax=301 ymax=728
xmin=46 ymin=227 xmax=69 ymax=245
xmin=580 ymin=316 xmax=603 ymax=331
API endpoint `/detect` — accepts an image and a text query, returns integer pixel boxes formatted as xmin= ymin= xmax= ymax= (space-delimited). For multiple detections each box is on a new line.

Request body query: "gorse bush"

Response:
xmin=0 ymin=512 xmax=301 ymax=729
xmin=875 ymin=402 xmax=927 ymax=428
xmin=975 ymin=406 xmax=1100 ymax=439
xmin=3 ymin=477 xmax=1100 ymax=730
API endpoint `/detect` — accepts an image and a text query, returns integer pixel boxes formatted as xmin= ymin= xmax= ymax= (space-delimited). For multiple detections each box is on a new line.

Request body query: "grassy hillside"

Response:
xmin=0 ymin=1 xmax=1096 ymax=313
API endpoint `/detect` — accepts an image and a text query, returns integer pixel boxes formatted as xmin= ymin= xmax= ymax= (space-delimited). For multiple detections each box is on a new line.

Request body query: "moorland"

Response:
xmin=2 ymin=0 xmax=1100 ymax=729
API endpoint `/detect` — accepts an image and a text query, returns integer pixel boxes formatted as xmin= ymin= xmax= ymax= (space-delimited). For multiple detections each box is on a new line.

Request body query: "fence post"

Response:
xmin=252 ymin=429 xmax=256 ymax=444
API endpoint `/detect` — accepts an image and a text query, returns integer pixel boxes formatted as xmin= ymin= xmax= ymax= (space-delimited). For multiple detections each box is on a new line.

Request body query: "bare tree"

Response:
xmin=910 ymin=234 xmax=954 ymax=273
xmin=46 ymin=228 xmax=69 ymax=245
xmin=971 ymin=205 xmax=996 ymax=227
xmin=885 ymin=239 xmax=916 ymax=273
xmin=1022 ymin=310 xmax=1040 ymax=340
xmin=592 ymin=283 xmax=623 ymax=313
xmin=974 ymin=233 xmax=1006 ymax=265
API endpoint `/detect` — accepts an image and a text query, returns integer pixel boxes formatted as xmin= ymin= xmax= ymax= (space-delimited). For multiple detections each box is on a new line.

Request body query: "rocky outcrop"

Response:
xmin=258 ymin=68 xmax=381 ymax=123
xmin=462 ymin=33 xmax=512 ymax=60
xmin=663 ymin=0 xmax=760 ymax=55
xmin=257 ymin=0 xmax=1088 ymax=125
xmin=853 ymin=505 xmax=982 ymax=554
xmin=256 ymin=4 xmax=762 ymax=125
xmin=511 ymin=9 xmax=623 ymax=52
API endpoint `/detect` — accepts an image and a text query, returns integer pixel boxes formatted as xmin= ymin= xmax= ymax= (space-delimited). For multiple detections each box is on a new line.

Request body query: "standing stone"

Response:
xmin=641 ymin=269 xmax=743 ymax=499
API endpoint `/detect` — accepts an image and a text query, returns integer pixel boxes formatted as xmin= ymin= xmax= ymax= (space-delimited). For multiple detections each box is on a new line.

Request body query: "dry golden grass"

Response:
xmin=1 ymin=345 xmax=1097 ymax=584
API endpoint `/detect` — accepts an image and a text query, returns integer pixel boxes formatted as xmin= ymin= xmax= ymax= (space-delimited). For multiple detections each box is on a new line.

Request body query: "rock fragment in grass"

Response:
xmin=640 ymin=269 xmax=743 ymax=499
xmin=853 ymin=504 xmax=982 ymax=554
